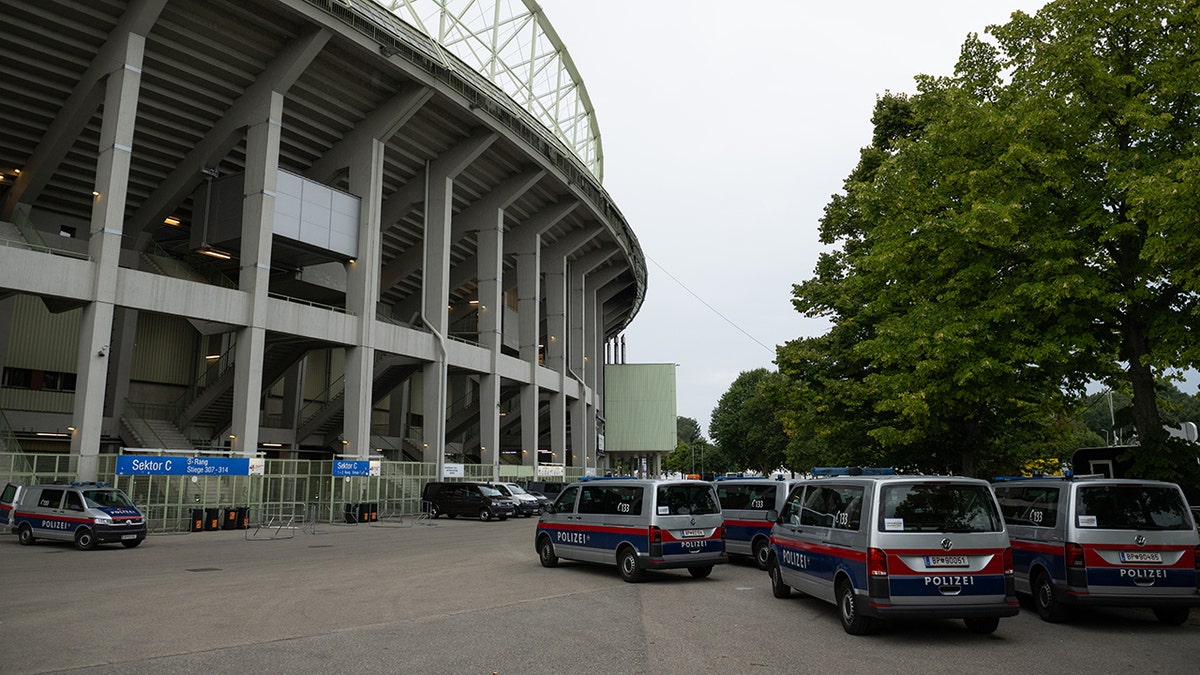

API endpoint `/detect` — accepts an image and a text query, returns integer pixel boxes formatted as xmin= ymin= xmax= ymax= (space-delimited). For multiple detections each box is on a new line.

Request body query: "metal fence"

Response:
xmin=0 ymin=451 xmax=583 ymax=533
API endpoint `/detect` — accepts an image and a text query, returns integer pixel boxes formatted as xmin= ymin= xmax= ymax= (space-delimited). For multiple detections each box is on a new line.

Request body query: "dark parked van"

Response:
xmin=422 ymin=482 xmax=517 ymax=521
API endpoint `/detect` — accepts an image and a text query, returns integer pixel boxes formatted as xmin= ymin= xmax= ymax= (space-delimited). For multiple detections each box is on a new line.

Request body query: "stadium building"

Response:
xmin=0 ymin=0 xmax=653 ymax=524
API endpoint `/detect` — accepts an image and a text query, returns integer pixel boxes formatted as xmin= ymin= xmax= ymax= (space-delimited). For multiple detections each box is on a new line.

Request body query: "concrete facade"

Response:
xmin=0 ymin=0 xmax=646 ymax=480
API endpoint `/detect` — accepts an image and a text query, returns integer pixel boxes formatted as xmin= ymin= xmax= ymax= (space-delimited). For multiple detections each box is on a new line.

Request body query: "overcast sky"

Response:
xmin=527 ymin=0 xmax=1200 ymax=439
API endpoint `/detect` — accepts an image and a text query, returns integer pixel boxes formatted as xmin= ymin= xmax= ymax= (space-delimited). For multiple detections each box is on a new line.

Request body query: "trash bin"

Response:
xmin=222 ymin=507 xmax=238 ymax=530
xmin=204 ymin=507 xmax=220 ymax=531
xmin=357 ymin=502 xmax=370 ymax=523
xmin=236 ymin=506 xmax=249 ymax=530
xmin=344 ymin=503 xmax=358 ymax=524
xmin=189 ymin=508 xmax=204 ymax=532
xmin=368 ymin=502 xmax=378 ymax=522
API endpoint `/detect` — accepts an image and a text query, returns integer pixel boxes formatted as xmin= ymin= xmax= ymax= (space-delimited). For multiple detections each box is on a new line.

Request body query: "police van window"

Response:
xmin=579 ymin=485 xmax=643 ymax=516
xmin=779 ymin=487 xmax=806 ymax=525
xmin=717 ymin=483 xmax=777 ymax=510
xmin=656 ymin=484 xmax=719 ymax=516
xmin=82 ymin=489 xmax=134 ymax=508
xmin=65 ymin=491 xmax=85 ymax=512
xmin=880 ymin=483 xmax=1003 ymax=533
xmin=553 ymin=485 xmax=581 ymax=514
xmin=1076 ymin=485 xmax=1191 ymax=530
xmin=798 ymin=485 xmax=862 ymax=530
xmin=38 ymin=489 xmax=64 ymax=509
xmin=995 ymin=486 xmax=1059 ymax=528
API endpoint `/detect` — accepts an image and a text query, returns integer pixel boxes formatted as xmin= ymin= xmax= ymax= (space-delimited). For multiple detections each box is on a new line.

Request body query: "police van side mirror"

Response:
xmin=544 ymin=503 xmax=556 ymax=515
xmin=767 ymin=509 xmax=779 ymax=523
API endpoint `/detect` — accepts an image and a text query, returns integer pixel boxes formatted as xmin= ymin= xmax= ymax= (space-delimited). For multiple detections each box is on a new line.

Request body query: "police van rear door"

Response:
xmin=1072 ymin=482 xmax=1199 ymax=596
xmin=0 ymin=483 xmax=19 ymax=527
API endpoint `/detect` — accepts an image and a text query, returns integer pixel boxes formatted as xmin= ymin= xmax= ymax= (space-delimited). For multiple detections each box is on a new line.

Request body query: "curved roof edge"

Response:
xmin=381 ymin=0 xmax=604 ymax=182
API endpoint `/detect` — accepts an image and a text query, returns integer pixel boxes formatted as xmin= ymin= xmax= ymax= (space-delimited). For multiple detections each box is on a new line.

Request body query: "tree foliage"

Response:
xmin=781 ymin=0 xmax=1200 ymax=480
xmin=709 ymin=369 xmax=790 ymax=475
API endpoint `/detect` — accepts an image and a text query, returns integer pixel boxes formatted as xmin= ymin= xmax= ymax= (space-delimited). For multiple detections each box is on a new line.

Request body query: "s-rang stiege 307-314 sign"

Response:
xmin=116 ymin=455 xmax=264 ymax=476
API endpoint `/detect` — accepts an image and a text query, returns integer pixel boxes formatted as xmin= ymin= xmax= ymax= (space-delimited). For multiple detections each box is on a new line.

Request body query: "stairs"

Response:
xmin=178 ymin=336 xmax=320 ymax=435
xmin=122 ymin=416 xmax=193 ymax=452
xmin=295 ymin=355 xmax=421 ymax=444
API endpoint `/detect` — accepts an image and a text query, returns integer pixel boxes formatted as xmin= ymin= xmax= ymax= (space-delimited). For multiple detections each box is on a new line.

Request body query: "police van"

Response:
xmin=1 ymin=482 xmax=147 ymax=550
xmin=992 ymin=475 xmax=1200 ymax=625
xmin=767 ymin=469 xmax=1018 ymax=635
xmin=535 ymin=477 xmax=726 ymax=582
xmin=713 ymin=476 xmax=802 ymax=569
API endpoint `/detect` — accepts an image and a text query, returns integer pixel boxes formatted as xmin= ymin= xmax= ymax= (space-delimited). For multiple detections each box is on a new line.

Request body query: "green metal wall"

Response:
xmin=603 ymin=363 xmax=676 ymax=453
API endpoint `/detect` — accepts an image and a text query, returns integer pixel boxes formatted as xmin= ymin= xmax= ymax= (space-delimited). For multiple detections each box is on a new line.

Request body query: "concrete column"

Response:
xmin=544 ymin=256 xmax=567 ymax=466
xmin=343 ymin=138 xmax=384 ymax=459
xmin=104 ymin=307 xmax=138 ymax=422
xmin=0 ymin=296 xmax=12 ymax=376
xmin=476 ymin=209 xmax=503 ymax=479
xmin=280 ymin=356 xmax=305 ymax=445
xmin=421 ymin=168 xmax=453 ymax=470
xmin=568 ymin=269 xmax=594 ymax=471
xmin=229 ymin=91 xmax=283 ymax=456
xmin=72 ymin=34 xmax=144 ymax=480
xmin=515 ymin=231 xmax=540 ymax=470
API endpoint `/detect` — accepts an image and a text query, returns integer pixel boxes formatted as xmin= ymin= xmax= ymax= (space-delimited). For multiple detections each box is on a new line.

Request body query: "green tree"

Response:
xmin=784 ymin=0 xmax=1200 ymax=480
xmin=662 ymin=417 xmax=715 ymax=476
xmin=709 ymin=369 xmax=789 ymax=476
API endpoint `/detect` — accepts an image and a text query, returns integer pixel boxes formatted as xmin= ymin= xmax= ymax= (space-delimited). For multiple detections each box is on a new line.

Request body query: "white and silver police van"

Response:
xmin=1 ymin=482 xmax=146 ymax=550
xmin=767 ymin=468 xmax=1018 ymax=635
xmin=992 ymin=475 xmax=1199 ymax=625
xmin=713 ymin=476 xmax=802 ymax=569
xmin=535 ymin=477 xmax=726 ymax=582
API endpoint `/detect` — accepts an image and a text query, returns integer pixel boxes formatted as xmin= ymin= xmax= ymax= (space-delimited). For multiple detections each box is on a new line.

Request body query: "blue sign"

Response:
xmin=117 ymin=455 xmax=251 ymax=476
xmin=333 ymin=460 xmax=372 ymax=477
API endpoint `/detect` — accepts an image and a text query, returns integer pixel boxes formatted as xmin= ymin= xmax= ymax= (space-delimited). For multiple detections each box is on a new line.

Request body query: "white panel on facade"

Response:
xmin=328 ymin=190 xmax=360 ymax=258
xmin=274 ymin=171 xmax=304 ymax=240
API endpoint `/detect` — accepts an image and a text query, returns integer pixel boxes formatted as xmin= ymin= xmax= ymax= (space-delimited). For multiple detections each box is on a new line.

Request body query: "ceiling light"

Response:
xmin=164 ymin=216 xmax=182 ymax=226
xmin=197 ymin=246 xmax=231 ymax=260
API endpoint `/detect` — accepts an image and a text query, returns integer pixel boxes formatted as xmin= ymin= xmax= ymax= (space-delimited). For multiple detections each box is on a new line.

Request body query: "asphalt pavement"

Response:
xmin=1 ymin=515 xmax=1197 ymax=674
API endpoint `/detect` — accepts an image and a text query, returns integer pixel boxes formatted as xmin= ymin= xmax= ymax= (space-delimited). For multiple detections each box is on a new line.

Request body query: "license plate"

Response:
xmin=681 ymin=529 xmax=705 ymax=538
xmin=1120 ymin=551 xmax=1163 ymax=563
xmin=925 ymin=555 xmax=968 ymax=568
xmin=121 ymin=534 xmax=137 ymax=540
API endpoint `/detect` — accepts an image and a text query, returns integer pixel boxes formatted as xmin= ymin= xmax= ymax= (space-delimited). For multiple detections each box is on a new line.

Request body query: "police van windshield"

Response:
xmin=657 ymin=484 xmax=719 ymax=516
xmin=1076 ymin=485 xmax=1192 ymax=531
xmin=506 ymin=484 xmax=529 ymax=495
xmin=82 ymin=489 xmax=135 ymax=509
xmin=880 ymin=483 xmax=1003 ymax=533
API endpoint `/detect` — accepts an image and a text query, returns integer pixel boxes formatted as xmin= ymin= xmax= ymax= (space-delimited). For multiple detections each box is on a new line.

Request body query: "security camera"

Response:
xmin=97 ymin=345 xmax=108 ymax=357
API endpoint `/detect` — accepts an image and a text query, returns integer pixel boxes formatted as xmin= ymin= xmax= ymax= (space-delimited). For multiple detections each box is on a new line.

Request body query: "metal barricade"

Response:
xmin=245 ymin=501 xmax=306 ymax=540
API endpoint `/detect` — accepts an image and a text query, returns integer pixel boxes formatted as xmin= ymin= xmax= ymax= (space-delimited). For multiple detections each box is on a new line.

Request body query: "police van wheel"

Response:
xmin=17 ymin=524 xmax=35 ymax=546
xmin=688 ymin=565 xmax=713 ymax=579
xmin=74 ymin=527 xmax=97 ymax=551
xmin=618 ymin=547 xmax=644 ymax=583
xmin=770 ymin=558 xmax=792 ymax=599
xmin=963 ymin=617 xmax=1000 ymax=635
xmin=537 ymin=537 xmax=559 ymax=568
xmin=1152 ymin=607 xmax=1191 ymax=626
xmin=838 ymin=580 xmax=876 ymax=635
xmin=753 ymin=539 xmax=771 ymax=570
xmin=478 ymin=508 xmax=492 ymax=522
xmin=1033 ymin=572 xmax=1068 ymax=623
